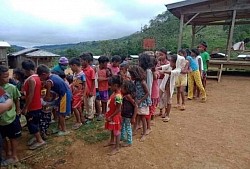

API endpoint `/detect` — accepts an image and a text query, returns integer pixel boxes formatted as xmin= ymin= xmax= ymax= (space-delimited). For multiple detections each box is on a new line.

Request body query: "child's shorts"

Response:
xmin=175 ymin=74 xmax=187 ymax=87
xmin=0 ymin=116 xmax=22 ymax=139
xmin=137 ymin=107 xmax=149 ymax=116
xmin=26 ymin=109 xmax=41 ymax=134
xmin=99 ymin=90 xmax=109 ymax=101
xmin=96 ymin=89 xmax=101 ymax=100
xmin=57 ymin=91 xmax=72 ymax=116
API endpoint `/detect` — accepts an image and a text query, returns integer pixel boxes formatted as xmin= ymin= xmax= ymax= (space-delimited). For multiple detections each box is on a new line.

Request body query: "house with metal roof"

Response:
xmin=8 ymin=48 xmax=60 ymax=68
xmin=0 ymin=41 xmax=11 ymax=66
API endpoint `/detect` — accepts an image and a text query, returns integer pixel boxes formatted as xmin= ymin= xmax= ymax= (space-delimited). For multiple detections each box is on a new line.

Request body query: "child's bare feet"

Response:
xmin=108 ymin=148 xmax=119 ymax=155
xmin=174 ymin=104 xmax=181 ymax=109
xmin=140 ymin=135 xmax=146 ymax=142
xmin=162 ymin=116 xmax=170 ymax=122
xmin=146 ymin=129 xmax=152 ymax=135
xmin=180 ymin=104 xmax=185 ymax=111
xmin=121 ymin=143 xmax=132 ymax=147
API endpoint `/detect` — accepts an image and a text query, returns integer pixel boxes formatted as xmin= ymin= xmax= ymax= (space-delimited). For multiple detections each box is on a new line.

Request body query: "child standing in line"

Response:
xmin=198 ymin=42 xmax=210 ymax=89
xmin=108 ymin=55 xmax=121 ymax=76
xmin=80 ymin=53 xmax=96 ymax=122
xmin=128 ymin=66 xmax=151 ymax=142
xmin=0 ymin=65 xmax=21 ymax=166
xmin=97 ymin=56 xmax=112 ymax=116
xmin=37 ymin=65 xmax=72 ymax=136
xmin=119 ymin=61 xmax=131 ymax=80
xmin=69 ymin=58 xmax=86 ymax=130
xmin=157 ymin=55 xmax=180 ymax=122
xmin=184 ymin=49 xmax=207 ymax=102
xmin=120 ymin=80 xmax=137 ymax=147
xmin=194 ymin=51 xmax=204 ymax=98
xmin=146 ymin=57 xmax=159 ymax=129
xmin=104 ymin=75 xmax=123 ymax=155
xmin=174 ymin=49 xmax=188 ymax=111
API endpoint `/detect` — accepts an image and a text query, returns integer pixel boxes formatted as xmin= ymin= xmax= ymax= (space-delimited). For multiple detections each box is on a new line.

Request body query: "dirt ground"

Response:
xmin=17 ymin=76 xmax=250 ymax=169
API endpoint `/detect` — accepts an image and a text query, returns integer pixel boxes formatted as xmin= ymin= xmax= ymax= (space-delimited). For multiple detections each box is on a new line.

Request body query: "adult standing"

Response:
xmin=52 ymin=57 xmax=69 ymax=73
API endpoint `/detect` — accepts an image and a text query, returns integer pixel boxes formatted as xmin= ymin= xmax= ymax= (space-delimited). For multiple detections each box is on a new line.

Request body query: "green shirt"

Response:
xmin=200 ymin=51 xmax=210 ymax=71
xmin=0 ymin=83 xmax=21 ymax=126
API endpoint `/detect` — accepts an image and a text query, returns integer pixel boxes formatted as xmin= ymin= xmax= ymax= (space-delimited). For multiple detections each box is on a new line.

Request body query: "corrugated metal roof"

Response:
xmin=9 ymin=48 xmax=39 ymax=56
xmin=0 ymin=41 xmax=11 ymax=47
xmin=26 ymin=50 xmax=60 ymax=57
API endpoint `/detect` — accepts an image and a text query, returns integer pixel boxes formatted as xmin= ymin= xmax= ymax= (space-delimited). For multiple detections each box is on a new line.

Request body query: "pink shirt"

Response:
xmin=151 ymin=72 xmax=159 ymax=99
xmin=108 ymin=63 xmax=120 ymax=75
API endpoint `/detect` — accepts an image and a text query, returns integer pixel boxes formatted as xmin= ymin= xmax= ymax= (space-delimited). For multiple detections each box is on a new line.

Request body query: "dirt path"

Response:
xmin=36 ymin=76 xmax=250 ymax=169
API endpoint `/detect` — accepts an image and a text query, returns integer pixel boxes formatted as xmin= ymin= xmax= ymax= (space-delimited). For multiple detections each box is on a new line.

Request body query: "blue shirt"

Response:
xmin=186 ymin=56 xmax=198 ymax=71
xmin=48 ymin=74 xmax=71 ymax=97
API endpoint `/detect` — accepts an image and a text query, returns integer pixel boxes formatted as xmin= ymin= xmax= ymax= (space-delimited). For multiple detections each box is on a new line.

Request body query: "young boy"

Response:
xmin=198 ymin=42 xmax=210 ymax=89
xmin=80 ymin=53 xmax=96 ymax=122
xmin=0 ymin=65 xmax=21 ymax=165
xmin=157 ymin=55 xmax=180 ymax=122
xmin=69 ymin=58 xmax=86 ymax=129
xmin=21 ymin=60 xmax=46 ymax=150
xmin=97 ymin=56 xmax=112 ymax=116
xmin=37 ymin=64 xmax=72 ymax=136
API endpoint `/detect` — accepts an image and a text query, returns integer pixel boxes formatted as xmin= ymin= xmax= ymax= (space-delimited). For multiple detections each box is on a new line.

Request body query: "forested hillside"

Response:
xmin=13 ymin=11 xmax=250 ymax=57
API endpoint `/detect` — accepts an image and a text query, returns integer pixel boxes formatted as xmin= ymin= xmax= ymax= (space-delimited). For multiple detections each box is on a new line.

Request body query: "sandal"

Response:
xmin=162 ymin=117 xmax=170 ymax=122
xmin=72 ymin=123 xmax=82 ymax=130
xmin=174 ymin=104 xmax=181 ymax=109
xmin=180 ymin=105 xmax=185 ymax=111
xmin=29 ymin=141 xmax=46 ymax=150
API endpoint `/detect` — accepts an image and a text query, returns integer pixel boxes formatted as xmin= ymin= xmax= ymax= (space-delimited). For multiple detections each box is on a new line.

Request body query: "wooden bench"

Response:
xmin=208 ymin=59 xmax=250 ymax=82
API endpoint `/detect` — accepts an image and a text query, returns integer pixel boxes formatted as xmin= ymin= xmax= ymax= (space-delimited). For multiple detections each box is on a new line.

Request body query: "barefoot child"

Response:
xmin=105 ymin=75 xmax=123 ymax=155
xmin=128 ymin=66 xmax=151 ymax=142
xmin=0 ymin=65 xmax=21 ymax=166
xmin=37 ymin=65 xmax=72 ymax=136
xmin=121 ymin=80 xmax=137 ymax=147
xmin=69 ymin=58 xmax=86 ymax=129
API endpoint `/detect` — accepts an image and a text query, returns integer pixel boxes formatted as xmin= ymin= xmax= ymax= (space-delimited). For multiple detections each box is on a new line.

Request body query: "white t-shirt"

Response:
xmin=233 ymin=41 xmax=245 ymax=50
xmin=196 ymin=55 xmax=204 ymax=71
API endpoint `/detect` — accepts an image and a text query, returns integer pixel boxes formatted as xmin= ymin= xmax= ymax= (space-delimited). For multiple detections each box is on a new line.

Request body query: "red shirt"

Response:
xmin=23 ymin=74 xmax=42 ymax=111
xmin=98 ymin=69 xmax=109 ymax=91
xmin=82 ymin=65 xmax=96 ymax=96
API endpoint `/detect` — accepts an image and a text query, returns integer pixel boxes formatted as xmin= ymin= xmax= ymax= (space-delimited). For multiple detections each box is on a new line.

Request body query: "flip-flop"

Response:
xmin=162 ymin=117 xmax=170 ymax=122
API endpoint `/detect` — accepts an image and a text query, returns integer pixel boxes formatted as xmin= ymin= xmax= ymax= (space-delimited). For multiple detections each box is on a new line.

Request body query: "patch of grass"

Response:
xmin=60 ymin=138 xmax=73 ymax=146
xmin=76 ymin=120 xmax=110 ymax=144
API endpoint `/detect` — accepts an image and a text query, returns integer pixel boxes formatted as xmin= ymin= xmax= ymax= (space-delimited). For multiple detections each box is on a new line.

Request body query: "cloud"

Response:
xmin=0 ymin=0 xmax=181 ymax=47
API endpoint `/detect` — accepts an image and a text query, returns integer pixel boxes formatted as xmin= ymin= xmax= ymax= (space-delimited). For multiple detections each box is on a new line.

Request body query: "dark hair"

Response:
xmin=122 ymin=80 xmax=136 ymax=98
xmin=191 ymin=48 xmax=200 ymax=56
xmin=111 ymin=55 xmax=121 ymax=63
xmin=13 ymin=68 xmax=25 ymax=82
xmin=178 ymin=49 xmax=186 ymax=56
xmin=128 ymin=65 xmax=146 ymax=81
xmin=170 ymin=54 xmax=178 ymax=63
xmin=159 ymin=47 xmax=167 ymax=55
xmin=51 ymin=69 xmax=66 ymax=79
xmin=37 ymin=64 xmax=50 ymax=76
xmin=185 ymin=49 xmax=191 ymax=56
xmin=98 ymin=55 xmax=109 ymax=64
xmin=108 ymin=75 xmax=123 ymax=87
xmin=69 ymin=57 xmax=81 ymax=66
xmin=0 ymin=65 xmax=8 ymax=75
xmin=151 ymin=57 xmax=157 ymax=67
xmin=139 ymin=53 xmax=153 ymax=70
xmin=22 ymin=59 xmax=35 ymax=71
xmin=80 ymin=53 xmax=93 ymax=63
xmin=244 ymin=38 xmax=250 ymax=43
xmin=66 ymin=74 xmax=73 ymax=84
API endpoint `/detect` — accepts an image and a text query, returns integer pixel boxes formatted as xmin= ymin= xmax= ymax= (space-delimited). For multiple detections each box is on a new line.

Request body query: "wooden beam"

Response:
xmin=191 ymin=25 xmax=196 ymax=48
xmin=194 ymin=20 xmax=250 ymax=26
xmin=178 ymin=14 xmax=184 ymax=50
xmin=227 ymin=10 xmax=237 ymax=61
xmin=195 ymin=25 xmax=206 ymax=34
xmin=184 ymin=13 xmax=200 ymax=26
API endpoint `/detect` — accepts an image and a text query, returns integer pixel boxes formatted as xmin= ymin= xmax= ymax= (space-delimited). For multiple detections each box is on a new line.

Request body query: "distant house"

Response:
xmin=8 ymin=48 xmax=60 ymax=68
xmin=0 ymin=41 xmax=11 ymax=66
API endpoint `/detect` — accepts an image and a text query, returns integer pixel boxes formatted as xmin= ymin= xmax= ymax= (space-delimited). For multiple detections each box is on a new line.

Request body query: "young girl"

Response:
xmin=128 ymin=65 xmax=151 ymax=142
xmin=119 ymin=61 xmax=131 ymax=80
xmin=104 ymin=75 xmax=123 ymax=155
xmin=194 ymin=51 xmax=204 ymax=98
xmin=121 ymin=80 xmax=137 ymax=147
xmin=146 ymin=57 xmax=159 ymax=133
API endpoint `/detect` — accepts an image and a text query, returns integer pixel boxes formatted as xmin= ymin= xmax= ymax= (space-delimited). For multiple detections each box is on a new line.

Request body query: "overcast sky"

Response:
xmin=0 ymin=0 xmax=181 ymax=47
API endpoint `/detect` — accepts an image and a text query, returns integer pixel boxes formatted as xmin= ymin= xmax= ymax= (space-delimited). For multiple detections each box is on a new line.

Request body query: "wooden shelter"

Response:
xmin=8 ymin=48 xmax=60 ymax=68
xmin=0 ymin=41 xmax=11 ymax=66
xmin=166 ymin=0 xmax=250 ymax=82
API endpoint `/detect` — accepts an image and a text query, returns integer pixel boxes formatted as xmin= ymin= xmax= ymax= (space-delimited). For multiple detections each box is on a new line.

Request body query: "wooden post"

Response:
xmin=191 ymin=25 xmax=196 ymax=48
xmin=227 ymin=10 xmax=237 ymax=61
xmin=178 ymin=14 xmax=184 ymax=50
xmin=36 ymin=58 xmax=39 ymax=66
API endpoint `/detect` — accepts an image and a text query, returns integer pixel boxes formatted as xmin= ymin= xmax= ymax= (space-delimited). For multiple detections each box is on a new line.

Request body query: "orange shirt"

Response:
xmin=82 ymin=65 xmax=96 ymax=96
xmin=98 ymin=69 xmax=109 ymax=91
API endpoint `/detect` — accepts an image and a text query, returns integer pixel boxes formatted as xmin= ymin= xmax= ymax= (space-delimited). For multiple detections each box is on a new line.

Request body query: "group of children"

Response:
xmin=0 ymin=43 xmax=210 ymax=164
